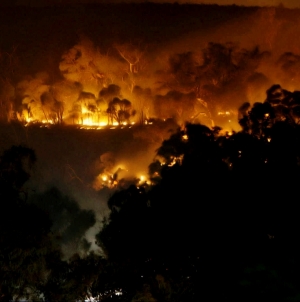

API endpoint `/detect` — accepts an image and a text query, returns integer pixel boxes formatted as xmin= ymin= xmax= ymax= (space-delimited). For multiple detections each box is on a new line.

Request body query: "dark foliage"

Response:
xmin=0 ymin=145 xmax=56 ymax=300
xmin=3 ymin=85 xmax=300 ymax=301
xmin=95 ymin=87 xmax=300 ymax=301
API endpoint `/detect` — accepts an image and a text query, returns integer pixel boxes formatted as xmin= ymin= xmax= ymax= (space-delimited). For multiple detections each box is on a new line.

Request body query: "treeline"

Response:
xmin=3 ymin=3 xmax=300 ymax=128
xmin=2 ymin=84 xmax=300 ymax=301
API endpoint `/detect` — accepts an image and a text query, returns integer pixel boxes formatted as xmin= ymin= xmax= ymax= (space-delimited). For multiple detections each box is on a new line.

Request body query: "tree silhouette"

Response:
xmin=107 ymin=97 xmax=135 ymax=125
xmin=95 ymin=100 xmax=300 ymax=301
xmin=0 ymin=146 xmax=61 ymax=301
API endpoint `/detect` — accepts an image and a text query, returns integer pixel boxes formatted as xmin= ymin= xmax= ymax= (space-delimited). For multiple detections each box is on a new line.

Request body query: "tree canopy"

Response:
xmin=95 ymin=87 xmax=300 ymax=301
xmin=2 ymin=85 xmax=300 ymax=301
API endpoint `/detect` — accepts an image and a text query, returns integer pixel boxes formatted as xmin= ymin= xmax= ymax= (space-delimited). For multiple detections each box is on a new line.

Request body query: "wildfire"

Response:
xmin=218 ymin=111 xmax=231 ymax=116
xmin=23 ymin=115 xmax=138 ymax=130
xmin=167 ymin=155 xmax=184 ymax=167
xmin=20 ymin=110 xmax=140 ymax=130
xmin=138 ymin=175 xmax=150 ymax=185
xmin=93 ymin=172 xmax=116 ymax=190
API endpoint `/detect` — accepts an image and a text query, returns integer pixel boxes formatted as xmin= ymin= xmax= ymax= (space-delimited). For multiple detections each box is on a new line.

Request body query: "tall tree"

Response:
xmin=106 ymin=97 xmax=135 ymax=125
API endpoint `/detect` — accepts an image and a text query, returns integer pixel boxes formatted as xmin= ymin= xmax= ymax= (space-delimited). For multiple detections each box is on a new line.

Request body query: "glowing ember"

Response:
xmin=182 ymin=134 xmax=188 ymax=141
xmin=168 ymin=155 xmax=184 ymax=166
xmin=218 ymin=111 xmax=231 ymax=116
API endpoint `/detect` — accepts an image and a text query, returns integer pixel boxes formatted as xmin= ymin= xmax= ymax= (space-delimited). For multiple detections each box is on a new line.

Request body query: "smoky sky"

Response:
xmin=3 ymin=0 xmax=300 ymax=8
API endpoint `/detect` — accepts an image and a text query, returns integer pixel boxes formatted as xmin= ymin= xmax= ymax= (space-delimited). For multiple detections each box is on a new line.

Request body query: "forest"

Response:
xmin=1 ymin=3 xmax=300 ymax=130
xmin=2 ymin=2 xmax=300 ymax=301
xmin=1 ymin=84 xmax=300 ymax=301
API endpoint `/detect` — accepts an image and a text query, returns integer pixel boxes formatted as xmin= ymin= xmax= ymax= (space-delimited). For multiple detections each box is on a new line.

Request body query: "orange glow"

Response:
xmin=218 ymin=111 xmax=231 ymax=116
xmin=138 ymin=174 xmax=151 ymax=185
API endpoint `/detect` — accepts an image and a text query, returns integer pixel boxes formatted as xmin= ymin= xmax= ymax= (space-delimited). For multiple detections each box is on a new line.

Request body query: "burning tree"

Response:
xmin=59 ymin=35 xmax=140 ymax=98
xmin=99 ymin=84 xmax=121 ymax=104
xmin=40 ymin=91 xmax=65 ymax=124
xmin=98 ymin=84 xmax=122 ymax=124
xmin=132 ymin=85 xmax=152 ymax=124
xmin=59 ymin=37 xmax=104 ymax=95
xmin=115 ymin=41 xmax=148 ymax=93
xmin=18 ymin=74 xmax=50 ymax=122
xmin=115 ymin=42 xmax=146 ymax=74
xmin=50 ymin=80 xmax=82 ymax=125
xmin=159 ymin=43 xmax=269 ymax=125
xmin=74 ymin=91 xmax=97 ymax=125
xmin=106 ymin=97 xmax=135 ymax=125
xmin=154 ymin=90 xmax=198 ymax=126
xmin=201 ymin=44 xmax=269 ymax=120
